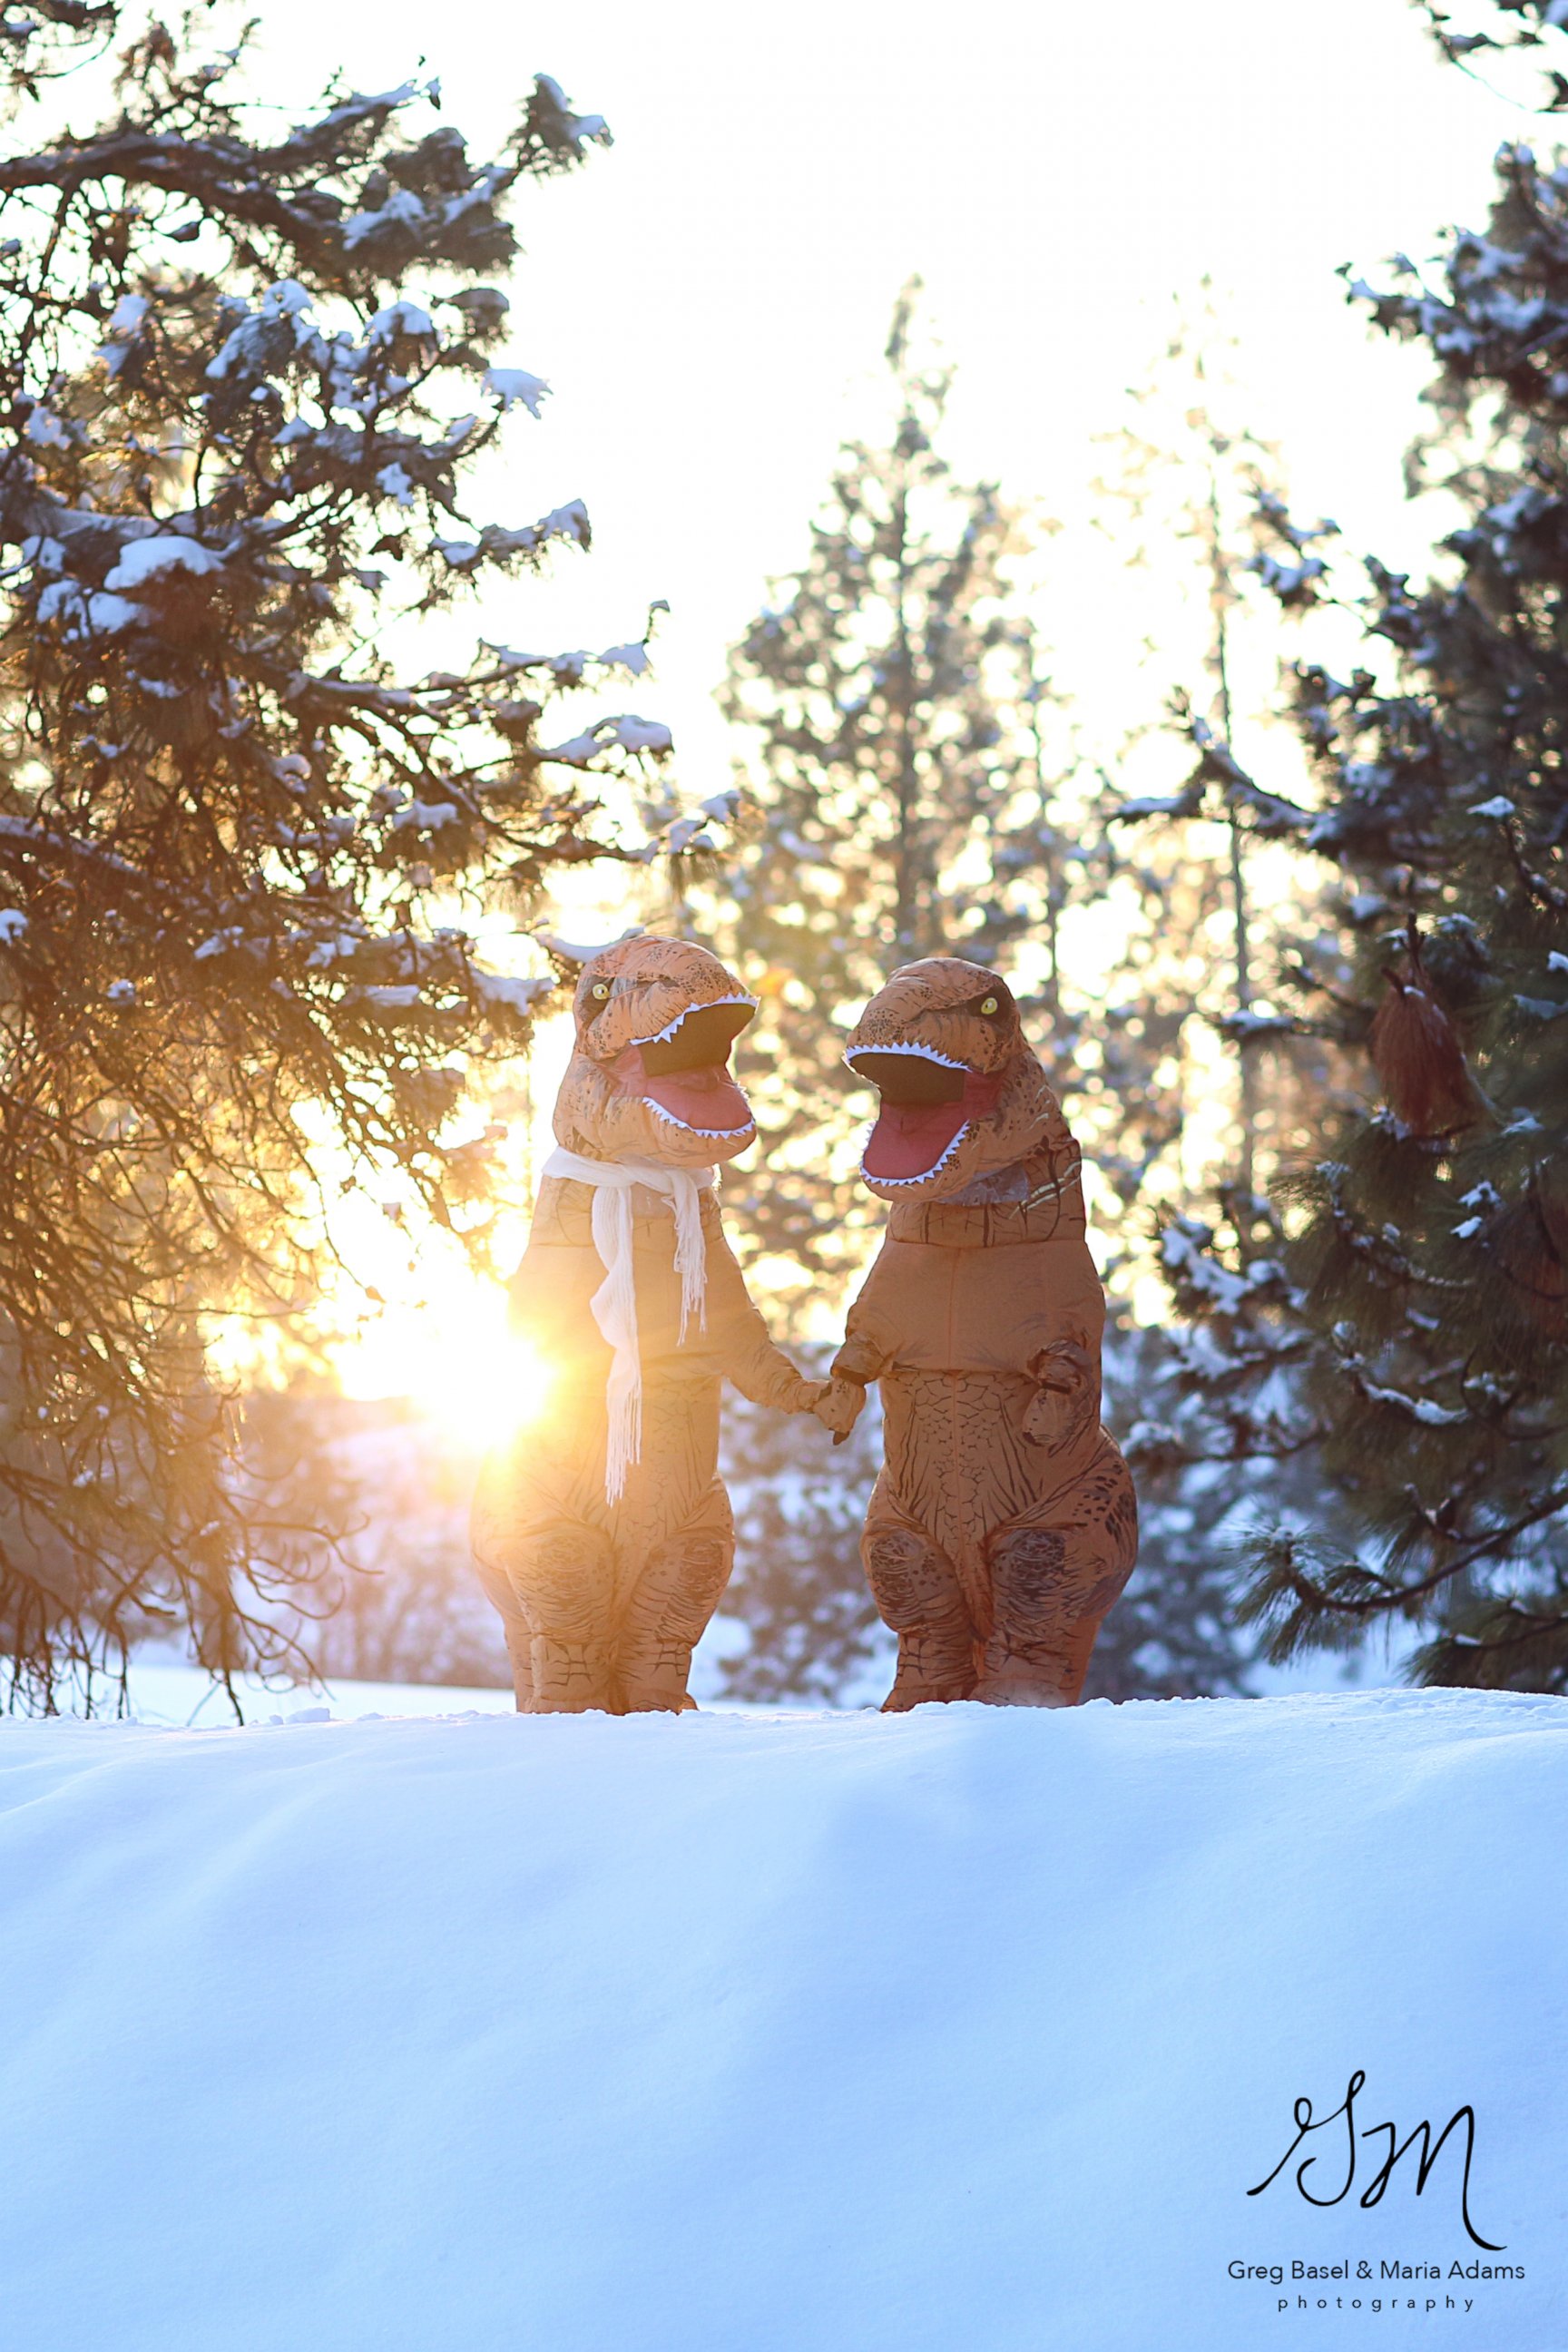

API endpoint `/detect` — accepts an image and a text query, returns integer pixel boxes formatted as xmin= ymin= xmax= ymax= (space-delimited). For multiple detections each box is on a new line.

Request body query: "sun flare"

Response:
xmin=338 ymin=1275 xmax=555 ymax=1452
xmin=414 ymin=1320 xmax=555 ymax=1452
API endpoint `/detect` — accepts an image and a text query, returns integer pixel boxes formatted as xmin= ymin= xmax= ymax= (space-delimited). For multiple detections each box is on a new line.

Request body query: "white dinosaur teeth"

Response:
xmin=642 ymin=1098 xmax=755 ymax=1139
xmin=635 ymin=992 xmax=758 ymax=1048
xmin=842 ymin=1042 xmax=967 ymax=1071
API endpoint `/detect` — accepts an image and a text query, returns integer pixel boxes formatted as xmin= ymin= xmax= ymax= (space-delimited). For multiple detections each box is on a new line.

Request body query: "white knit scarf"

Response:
xmin=542 ymin=1146 xmax=714 ymax=1504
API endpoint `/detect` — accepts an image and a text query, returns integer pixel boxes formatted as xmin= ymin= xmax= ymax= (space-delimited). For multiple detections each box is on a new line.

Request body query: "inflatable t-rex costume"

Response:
xmin=815 ymin=956 xmax=1138 ymax=1709
xmin=472 ymin=936 xmax=823 ymax=1713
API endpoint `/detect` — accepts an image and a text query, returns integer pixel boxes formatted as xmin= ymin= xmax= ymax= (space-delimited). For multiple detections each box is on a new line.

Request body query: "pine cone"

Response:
xmin=1368 ymin=930 xmax=1483 ymax=1137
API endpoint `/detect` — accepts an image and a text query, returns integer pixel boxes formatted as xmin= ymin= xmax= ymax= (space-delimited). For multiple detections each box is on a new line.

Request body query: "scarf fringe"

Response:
xmin=541 ymin=1148 xmax=714 ymax=1504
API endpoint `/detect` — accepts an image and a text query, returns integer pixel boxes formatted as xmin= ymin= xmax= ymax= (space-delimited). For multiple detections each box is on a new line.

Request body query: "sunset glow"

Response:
xmin=345 ymin=1281 xmax=556 ymax=1453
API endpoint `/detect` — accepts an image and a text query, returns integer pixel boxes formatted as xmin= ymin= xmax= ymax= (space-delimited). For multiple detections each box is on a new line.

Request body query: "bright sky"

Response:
xmin=239 ymin=0 xmax=1528 ymax=777
xmin=223 ymin=0 xmax=1535 ymax=1408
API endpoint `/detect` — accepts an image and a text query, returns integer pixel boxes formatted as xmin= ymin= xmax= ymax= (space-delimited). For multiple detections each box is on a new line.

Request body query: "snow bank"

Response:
xmin=1 ymin=1691 xmax=1561 ymax=2351
xmin=118 ymin=1656 xmax=514 ymax=1727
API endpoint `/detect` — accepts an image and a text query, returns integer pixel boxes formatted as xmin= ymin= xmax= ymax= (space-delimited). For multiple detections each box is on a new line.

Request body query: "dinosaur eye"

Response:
xmin=980 ymin=995 xmax=999 ymax=1016
xmin=589 ymin=980 xmax=611 ymax=1002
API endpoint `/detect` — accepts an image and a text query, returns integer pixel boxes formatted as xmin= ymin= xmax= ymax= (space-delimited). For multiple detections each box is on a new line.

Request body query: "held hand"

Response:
xmin=811 ymin=1375 xmax=867 ymax=1444
xmin=784 ymin=1376 xmax=830 ymax=1416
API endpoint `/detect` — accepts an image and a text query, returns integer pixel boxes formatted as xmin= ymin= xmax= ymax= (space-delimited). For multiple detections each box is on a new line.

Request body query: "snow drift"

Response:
xmin=1 ymin=1690 xmax=1562 ymax=2351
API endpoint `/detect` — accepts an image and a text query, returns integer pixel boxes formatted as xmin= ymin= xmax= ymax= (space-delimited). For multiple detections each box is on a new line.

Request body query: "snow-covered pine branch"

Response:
xmin=0 ymin=6 xmax=665 ymax=1709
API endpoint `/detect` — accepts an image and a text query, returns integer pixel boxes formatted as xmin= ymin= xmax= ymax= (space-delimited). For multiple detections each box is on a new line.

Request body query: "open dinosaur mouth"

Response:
xmin=619 ymin=996 xmax=757 ymax=1137
xmin=848 ymin=1045 xmax=1003 ymax=1182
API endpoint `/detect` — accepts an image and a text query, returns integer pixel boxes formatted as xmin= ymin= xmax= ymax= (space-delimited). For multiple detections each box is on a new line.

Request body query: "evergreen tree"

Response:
xmin=708 ymin=290 xmax=1259 ymax=1706
xmin=1159 ymin=0 xmax=1568 ymax=1692
xmin=714 ymin=286 xmax=1061 ymax=1309
xmin=712 ymin=1349 xmax=890 ymax=1706
xmin=0 ymin=9 xmax=688 ymax=1707
xmin=1086 ymin=1327 xmax=1268 ymax=1701
xmin=1098 ymin=305 xmax=1347 ymax=1233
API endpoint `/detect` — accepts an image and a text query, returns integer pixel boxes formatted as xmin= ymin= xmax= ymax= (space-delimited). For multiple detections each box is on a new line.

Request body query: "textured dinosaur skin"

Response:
xmin=471 ymin=936 xmax=821 ymax=1713
xmin=818 ymin=956 xmax=1138 ymax=1709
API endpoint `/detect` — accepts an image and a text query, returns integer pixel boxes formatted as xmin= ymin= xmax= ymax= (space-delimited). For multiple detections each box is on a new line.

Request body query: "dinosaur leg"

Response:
xmin=972 ymin=1527 xmax=1090 ymax=1707
xmin=975 ymin=1447 xmax=1138 ymax=1707
xmin=616 ymin=1482 xmax=734 ymax=1714
xmin=864 ymin=1513 xmax=976 ymax=1711
xmin=506 ymin=1522 xmax=621 ymax=1714
xmin=469 ymin=1544 xmax=535 ymax=1711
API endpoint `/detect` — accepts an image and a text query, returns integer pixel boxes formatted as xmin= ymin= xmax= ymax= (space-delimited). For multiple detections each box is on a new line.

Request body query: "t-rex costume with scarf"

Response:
xmin=813 ymin=956 xmax=1138 ymax=1709
xmin=472 ymin=936 xmax=822 ymax=1713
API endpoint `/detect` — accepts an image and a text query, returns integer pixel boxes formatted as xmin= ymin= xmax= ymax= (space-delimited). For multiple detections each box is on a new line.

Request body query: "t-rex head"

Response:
xmin=553 ymin=935 xmax=759 ymax=1167
xmin=844 ymin=956 xmax=1057 ymax=1201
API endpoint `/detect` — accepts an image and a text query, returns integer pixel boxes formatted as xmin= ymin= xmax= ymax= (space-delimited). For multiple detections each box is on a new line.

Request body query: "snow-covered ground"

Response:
xmin=114 ymin=1623 xmax=759 ymax=1729
xmin=120 ymin=1652 xmax=516 ymax=1727
xmin=2 ymin=1690 xmax=1559 ymax=2352
xmin=115 ymin=1584 xmax=1397 ymax=1733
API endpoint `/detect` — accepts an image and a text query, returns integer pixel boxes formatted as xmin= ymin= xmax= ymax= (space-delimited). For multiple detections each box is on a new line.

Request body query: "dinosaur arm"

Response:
xmin=1021 ymin=1332 xmax=1102 ymax=1448
xmin=808 ymin=1267 xmax=897 ymax=1442
xmin=828 ymin=1330 xmax=890 ymax=1386
xmin=827 ymin=1240 xmax=900 ymax=1389
xmin=706 ymin=1227 xmax=821 ymax=1412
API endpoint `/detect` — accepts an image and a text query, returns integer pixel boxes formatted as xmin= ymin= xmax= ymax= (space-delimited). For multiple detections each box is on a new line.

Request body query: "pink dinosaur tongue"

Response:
xmin=610 ymin=1044 xmax=753 ymax=1136
xmin=641 ymin=1062 xmax=754 ymax=1136
xmin=862 ymin=1100 xmax=970 ymax=1181
xmin=862 ymin=1070 xmax=1004 ymax=1181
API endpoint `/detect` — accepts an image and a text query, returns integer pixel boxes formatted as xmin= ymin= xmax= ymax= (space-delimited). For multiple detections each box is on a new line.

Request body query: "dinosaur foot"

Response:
xmin=880 ymin=1672 xmax=977 ymax=1712
xmin=969 ymin=1671 xmax=1077 ymax=1709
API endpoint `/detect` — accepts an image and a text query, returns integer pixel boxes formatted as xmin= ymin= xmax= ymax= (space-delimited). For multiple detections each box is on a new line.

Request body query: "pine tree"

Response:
xmin=712 ymin=1352 xmax=890 ymax=1706
xmin=0 ymin=9 xmax=688 ymax=1707
xmin=707 ymin=290 xmax=1260 ymax=1705
xmin=712 ymin=286 xmax=1062 ymax=1309
xmin=1157 ymin=0 xmax=1568 ymax=1692
xmin=1097 ymin=304 xmax=1347 ymax=1234
xmin=1085 ymin=1326 xmax=1267 ymax=1701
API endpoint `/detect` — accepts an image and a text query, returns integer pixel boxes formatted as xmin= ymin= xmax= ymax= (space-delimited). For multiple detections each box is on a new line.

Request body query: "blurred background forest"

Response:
xmin=7 ymin=0 xmax=1568 ymax=1712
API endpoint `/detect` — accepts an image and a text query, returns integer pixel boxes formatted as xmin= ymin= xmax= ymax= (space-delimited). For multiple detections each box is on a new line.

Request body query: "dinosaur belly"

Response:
xmin=878 ymin=1369 xmax=1037 ymax=1632
xmin=847 ymin=1230 xmax=1108 ymax=1378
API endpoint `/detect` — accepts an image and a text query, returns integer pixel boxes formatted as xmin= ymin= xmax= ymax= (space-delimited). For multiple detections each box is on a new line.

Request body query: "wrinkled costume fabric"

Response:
xmin=471 ymin=936 xmax=821 ymax=1713
xmin=827 ymin=956 xmax=1138 ymax=1709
